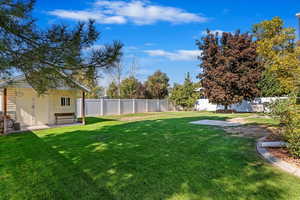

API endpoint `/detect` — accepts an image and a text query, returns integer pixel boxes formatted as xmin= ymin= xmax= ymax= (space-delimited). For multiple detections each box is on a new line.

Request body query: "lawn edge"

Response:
xmin=256 ymin=136 xmax=300 ymax=178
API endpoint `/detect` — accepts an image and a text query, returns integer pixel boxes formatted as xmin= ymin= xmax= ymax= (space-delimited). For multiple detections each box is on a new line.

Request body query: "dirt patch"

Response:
xmin=224 ymin=125 xmax=274 ymax=139
xmin=227 ymin=114 xmax=271 ymax=124
xmin=267 ymin=147 xmax=300 ymax=168
xmin=119 ymin=115 xmax=160 ymax=121
xmin=227 ymin=117 xmax=248 ymax=124
xmin=223 ymin=115 xmax=277 ymax=139
xmin=263 ymin=131 xmax=300 ymax=168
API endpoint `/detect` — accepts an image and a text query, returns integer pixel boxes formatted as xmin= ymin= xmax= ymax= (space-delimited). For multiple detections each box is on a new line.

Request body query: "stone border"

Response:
xmin=256 ymin=136 xmax=300 ymax=178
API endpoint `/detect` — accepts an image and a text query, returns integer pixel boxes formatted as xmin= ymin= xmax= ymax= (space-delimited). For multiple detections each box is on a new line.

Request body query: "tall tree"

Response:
xmin=196 ymin=30 xmax=262 ymax=110
xmin=170 ymin=73 xmax=200 ymax=110
xmin=144 ymin=70 xmax=169 ymax=99
xmin=106 ymin=61 xmax=124 ymax=97
xmin=0 ymin=0 xmax=123 ymax=94
xmin=107 ymin=81 xmax=119 ymax=98
xmin=253 ymin=17 xmax=300 ymax=96
xmin=120 ymin=76 xmax=145 ymax=99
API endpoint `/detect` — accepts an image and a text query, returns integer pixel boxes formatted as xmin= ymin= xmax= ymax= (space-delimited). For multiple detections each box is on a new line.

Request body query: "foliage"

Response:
xmin=0 ymin=0 xmax=123 ymax=94
xmin=253 ymin=17 xmax=300 ymax=96
xmin=106 ymin=61 xmax=123 ymax=96
xmin=258 ymin=72 xmax=288 ymax=97
xmin=73 ymin=68 xmax=103 ymax=98
xmin=196 ymin=30 xmax=262 ymax=109
xmin=268 ymin=97 xmax=300 ymax=157
xmin=254 ymin=17 xmax=300 ymax=157
xmin=170 ymin=73 xmax=200 ymax=110
xmin=144 ymin=70 xmax=169 ymax=99
xmin=107 ymin=81 xmax=119 ymax=98
xmin=120 ymin=76 xmax=145 ymax=99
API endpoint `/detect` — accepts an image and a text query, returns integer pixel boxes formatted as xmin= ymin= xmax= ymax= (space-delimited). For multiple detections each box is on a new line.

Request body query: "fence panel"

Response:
xmin=104 ymin=99 xmax=119 ymax=115
xmin=148 ymin=100 xmax=159 ymax=112
xmin=195 ymin=97 xmax=288 ymax=112
xmin=121 ymin=99 xmax=134 ymax=114
xmin=77 ymin=98 xmax=170 ymax=117
xmin=85 ymin=99 xmax=102 ymax=116
xmin=135 ymin=99 xmax=147 ymax=113
xmin=159 ymin=99 xmax=168 ymax=112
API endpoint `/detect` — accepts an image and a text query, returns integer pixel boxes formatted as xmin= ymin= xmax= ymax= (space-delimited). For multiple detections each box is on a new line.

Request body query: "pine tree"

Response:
xmin=0 ymin=0 xmax=123 ymax=94
xmin=170 ymin=73 xmax=200 ymax=110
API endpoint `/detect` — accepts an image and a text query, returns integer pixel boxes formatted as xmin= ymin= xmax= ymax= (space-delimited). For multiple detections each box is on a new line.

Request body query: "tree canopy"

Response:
xmin=196 ymin=30 xmax=262 ymax=109
xmin=107 ymin=81 xmax=119 ymax=98
xmin=0 ymin=0 xmax=123 ymax=94
xmin=144 ymin=70 xmax=169 ymax=99
xmin=120 ymin=76 xmax=145 ymax=99
xmin=253 ymin=17 xmax=300 ymax=96
xmin=170 ymin=73 xmax=200 ymax=110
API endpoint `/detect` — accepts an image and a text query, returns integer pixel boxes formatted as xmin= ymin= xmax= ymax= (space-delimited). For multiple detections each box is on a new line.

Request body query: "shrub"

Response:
xmin=268 ymin=97 xmax=300 ymax=157
xmin=286 ymin=130 xmax=300 ymax=157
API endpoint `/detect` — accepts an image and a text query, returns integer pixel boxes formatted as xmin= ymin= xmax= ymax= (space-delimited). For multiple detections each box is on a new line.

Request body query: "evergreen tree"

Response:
xmin=170 ymin=73 xmax=200 ymax=110
xmin=0 ymin=0 xmax=123 ymax=94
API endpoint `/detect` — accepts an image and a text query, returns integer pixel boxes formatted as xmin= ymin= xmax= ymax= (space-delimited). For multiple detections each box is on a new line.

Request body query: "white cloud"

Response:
xmin=125 ymin=46 xmax=138 ymax=50
xmin=201 ymin=29 xmax=225 ymax=35
xmin=144 ymin=42 xmax=155 ymax=46
xmin=144 ymin=49 xmax=201 ymax=61
xmin=83 ymin=44 xmax=105 ymax=53
xmin=48 ymin=1 xmax=208 ymax=25
xmin=48 ymin=10 xmax=126 ymax=24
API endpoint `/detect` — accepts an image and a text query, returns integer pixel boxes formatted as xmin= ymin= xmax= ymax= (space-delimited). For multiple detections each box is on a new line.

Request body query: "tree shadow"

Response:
xmin=33 ymin=115 xmax=300 ymax=199
xmin=85 ymin=117 xmax=116 ymax=125
xmin=0 ymin=131 xmax=115 ymax=199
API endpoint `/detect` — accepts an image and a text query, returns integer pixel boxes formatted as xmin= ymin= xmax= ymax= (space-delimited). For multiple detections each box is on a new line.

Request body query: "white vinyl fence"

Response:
xmin=195 ymin=97 xmax=288 ymax=113
xmin=77 ymin=98 xmax=171 ymax=117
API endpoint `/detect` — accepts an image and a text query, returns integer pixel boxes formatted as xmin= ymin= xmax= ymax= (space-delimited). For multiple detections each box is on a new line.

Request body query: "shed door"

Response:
xmin=17 ymin=91 xmax=34 ymax=126
xmin=17 ymin=90 xmax=49 ymax=126
xmin=33 ymin=95 xmax=49 ymax=125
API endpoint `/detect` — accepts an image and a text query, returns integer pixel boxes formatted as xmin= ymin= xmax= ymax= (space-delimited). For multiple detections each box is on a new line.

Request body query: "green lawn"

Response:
xmin=1 ymin=112 xmax=300 ymax=200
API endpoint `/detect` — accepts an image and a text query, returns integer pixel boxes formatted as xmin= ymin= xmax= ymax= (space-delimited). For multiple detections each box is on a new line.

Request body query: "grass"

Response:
xmin=1 ymin=111 xmax=300 ymax=200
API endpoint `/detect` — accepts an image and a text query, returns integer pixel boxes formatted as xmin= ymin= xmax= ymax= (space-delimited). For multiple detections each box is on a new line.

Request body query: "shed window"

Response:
xmin=61 ymin=97 xmax=71 ymax=106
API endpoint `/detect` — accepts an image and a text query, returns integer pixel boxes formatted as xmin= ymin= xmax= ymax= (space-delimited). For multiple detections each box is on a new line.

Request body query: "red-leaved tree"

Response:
xmin=196 ymin=31 xmax=262 ymax=110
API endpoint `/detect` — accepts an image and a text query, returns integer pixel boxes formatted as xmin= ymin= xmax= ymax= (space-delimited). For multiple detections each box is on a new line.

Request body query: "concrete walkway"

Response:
xmin=190 ymin=120 xmax=242 ymax=127
xmin=8 ymin=123 xmax=82 ymax=134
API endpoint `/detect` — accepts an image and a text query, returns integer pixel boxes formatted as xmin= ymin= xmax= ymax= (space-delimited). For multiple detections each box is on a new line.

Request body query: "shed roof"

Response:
xmin=0 ymin=74 xmax=90 ymax=92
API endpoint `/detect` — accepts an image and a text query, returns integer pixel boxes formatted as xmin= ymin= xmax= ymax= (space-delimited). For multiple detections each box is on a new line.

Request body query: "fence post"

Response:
xmin=100 ymin=98 xmax=104 ymax=116
xmin=146 ymin=99 xmax=149 ymax=112
xmin=118 ymin=99 xmax=121 ymax=115
xmin=132 ymin=99 xmax=136 ymax=114
xmin=157 ymin=99 xmax=160 ymax=112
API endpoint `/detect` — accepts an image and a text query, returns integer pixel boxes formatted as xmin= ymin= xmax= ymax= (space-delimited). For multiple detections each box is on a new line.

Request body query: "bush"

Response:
xmin=268 ymin=97 xmax=300 ymax=157
xmin=286 ymin=130 xmax=300 ymax=157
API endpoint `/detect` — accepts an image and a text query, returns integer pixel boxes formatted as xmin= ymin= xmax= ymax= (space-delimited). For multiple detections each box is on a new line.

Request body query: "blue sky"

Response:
xmin=33 ymin=0 xmax=300 ymax=86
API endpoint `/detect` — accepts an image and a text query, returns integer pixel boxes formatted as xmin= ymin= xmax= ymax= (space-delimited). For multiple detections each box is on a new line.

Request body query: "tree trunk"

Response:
xmin=224 ymin=105 xmax=228 ymax=111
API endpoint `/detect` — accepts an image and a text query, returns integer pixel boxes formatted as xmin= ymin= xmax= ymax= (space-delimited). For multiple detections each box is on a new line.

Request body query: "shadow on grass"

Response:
xmin=0 ymin=131 xmax=114 ymax=199
xmin=85 ymin=117 xmax=116 ymax=125
xmin=28 ymin=115 xmax=300 ymax=200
